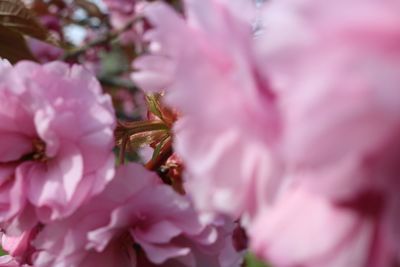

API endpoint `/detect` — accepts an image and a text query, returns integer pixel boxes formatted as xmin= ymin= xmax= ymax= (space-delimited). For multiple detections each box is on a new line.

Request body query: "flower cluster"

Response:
xmin=2 ymin=0 xmax=400 ymax=266
xmin=133 ymin=0 xmax=400 ymax=266
xmin=0 ymin=60 xmax=242 ymax=267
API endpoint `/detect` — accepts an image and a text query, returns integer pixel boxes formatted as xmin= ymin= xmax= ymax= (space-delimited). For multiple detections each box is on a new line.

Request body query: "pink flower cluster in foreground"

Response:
xmin=2 ymin=0 xmax=400 ymax=266
xmin=0 ymin=60 xmax=242 ymax=267
xmin=133 ymin=0 xmax=400 ymax=266
xmin=0 ymin=60 xmax=115 ymax=229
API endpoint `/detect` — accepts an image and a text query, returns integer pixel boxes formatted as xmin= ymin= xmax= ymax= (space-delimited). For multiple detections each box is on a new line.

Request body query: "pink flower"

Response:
xmin=0 ymin=61 xmax=115 ymax=229
xmin=133 ymin=1 xmax=400 ymax=266
xmin=27 ymin=15 xmax=63 ymax=63
xmin=103 ymin=0 xmax=135 ymax=28
xmin=102 ymin=0 xmax=146 ymax=45
xmin=0 ymin=256 xmax=27 ymax=267
xmin=28 ymin=39 xmax=63 ymax=63
xmin=249 ymin=184 xmax=397 ymax=267
xmin=34 ymin=163 xmax=242 ymax=267
xmin=1 ymin=226 xmax=39 ymax=264
xmin=246 ymin=0 xmax=400 ymax=265
xmin=216 ymin=0 xmax=259 ymax=26
xmin=259 ymin=0 xmax=400 ymax=202
xmin=262 ymin=0 xmax=400 ymax=172
xmin=132 ymin=0 xmax=282 ymax=221
xmin=132 ymin=218 xmax=244 ymax=267
xmin=86 ymin=164 xmax=204 ymax=265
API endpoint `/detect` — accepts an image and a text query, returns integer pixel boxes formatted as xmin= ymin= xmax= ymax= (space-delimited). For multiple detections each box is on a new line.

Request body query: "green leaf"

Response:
xmin=146 ymin=94 xmax=164 ymax=120
xmin=245 ymin=253 xmax=270 ymax=267
xmin=0 ymin=0 xmax=59 ymax=46
xmin=151 ymin=135 xmax=170 ymax=161
xmin=0 ymin=246 xmax=5 ymax=256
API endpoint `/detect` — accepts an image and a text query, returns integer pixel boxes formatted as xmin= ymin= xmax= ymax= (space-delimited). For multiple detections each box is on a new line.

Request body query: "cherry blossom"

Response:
xmin=0 ymin=61 xmax=115 ymax=231
xmin=133 ymin=0 xmax=282 ymax=221
xmin=33 ymin=163 xmax=242 ymax=267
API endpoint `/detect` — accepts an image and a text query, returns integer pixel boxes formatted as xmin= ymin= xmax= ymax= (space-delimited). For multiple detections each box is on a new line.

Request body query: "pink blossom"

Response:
xmin=216 ymin=0 xmax=259 ymax=26
xmin=132 ymin=0 xmax=400 ymax=266
xmin=132 ymin=218 xmax=244 ymax=267
xmin=102 ymin=0 xmax=135 ymax=28
xmin=0 ymin=61 xmax=115 ymax=229
xmin=249 ymin=184 xmax=398 ymax=267
xmin=245 ymin=0 xmax=400 ymax=265
xmin=261 ymin=0 xmax=400 ymax=172
xmin=102 ymin=0 xmax=146 ymax=45
xmin=1 ymin=227 xmax=39 ymax=264
xmin=0 ymin=256 xmax=27 ymax=267
xmin=27 ymin=39 xmax=63 ymax=63
xmin=33 ymin=163 xmax=241 ymax=267
xmin=258 ymin=0 xmax=400 ymax=200
xmin=132 ymin=0 xmax=282 ymax=220
xmin=27 ymin=15 xmax=63 ymax=63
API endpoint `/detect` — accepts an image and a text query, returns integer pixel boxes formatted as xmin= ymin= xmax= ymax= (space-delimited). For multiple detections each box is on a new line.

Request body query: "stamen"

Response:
xmin=32 ymin=138 xmax=49 ymax=162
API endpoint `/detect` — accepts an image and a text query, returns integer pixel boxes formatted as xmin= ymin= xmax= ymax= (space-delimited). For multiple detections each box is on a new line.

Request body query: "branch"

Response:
xmin=61 ymin=17 xmax=141 ymax=60
xmin=98 ymin=75 xmax=138 ymax=91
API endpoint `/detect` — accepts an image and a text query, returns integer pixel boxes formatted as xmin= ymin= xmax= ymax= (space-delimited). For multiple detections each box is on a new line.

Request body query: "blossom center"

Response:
xmin=32 ymin=138 xmax=49 ymax=162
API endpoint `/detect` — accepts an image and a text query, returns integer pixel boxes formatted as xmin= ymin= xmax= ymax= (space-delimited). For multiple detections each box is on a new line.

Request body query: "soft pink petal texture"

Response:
xmin=0 ymin=256 xmax=22 ymax=267
xmin=0 ymin=61 xmax=115 ymax=231
xmin=102 ymin=0 xmax=135 ymax=30
xmin=1 ymin=226 xmax=39 ymax=265
xmin=214 ymin=0 xmax=258 ymax=24
xmin=101 ymin=0 xmax=147 ymax=45
xmin=0 ymin=59 xmax=11 ymax=70
xmin=26 ymin=144 xmax=84 ymax=220
xmin=30 ymin=144 xmax=82 ymax=202
xmin=138 ymin=242 xmax=190 ymax=264
xmin=0 ymin=88 xmax=34 ymax=162
xmin=1 ymin=233 xmax=31 ymax=258
xmin=133 ymin=0 xmax=282 ymax=221
xmin=249 ymin=185 xmax=394 ymax=267
xmin=78 ymin=239 xmax=137 ymax=267
xmin=28 ymin=39 xmax=63 ymax=63
xmin=2 ymin=205 xmax=37 ymax=238
xmin=132 ymin=56 xmax=174 ymax=92
xmin=0 ymin=134 xmax=32 ymax=162
xmin=87 ymin=164 xmax=206 ymax=264
xmin=137 ymin=221 xmax=184 ymax=244
xmin=34 ymin=163 xmax=241 ymax=267
xmin=261 ymin=0 xmax=400 ymax=178
xmin=246 ymin=0 xmax=400 ymax=265
xmin=132 ymin=0 xmax=400 ymax=266
xmin=0 ymin=165 xmax=23 ymax=219
xmin=0 ymin=90 xmax=33 ymax=134
xmin=177 ymin=219 xmax=245 ymax=267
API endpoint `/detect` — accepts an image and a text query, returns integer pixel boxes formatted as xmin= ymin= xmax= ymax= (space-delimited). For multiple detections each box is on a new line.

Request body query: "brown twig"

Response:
xmin=61 ymin=17 xmax=141 ymax=60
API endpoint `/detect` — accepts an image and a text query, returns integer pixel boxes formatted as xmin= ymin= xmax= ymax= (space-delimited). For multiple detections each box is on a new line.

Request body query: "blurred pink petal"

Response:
xmin=34 ymin=163 xmax=242 ymax=267
xmin=250 ymin=185 xmax=394 ymax=267
xmin=133 ymin=0 xmax=283 ymax=221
